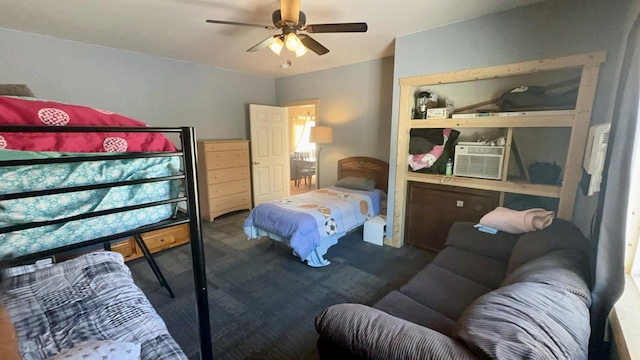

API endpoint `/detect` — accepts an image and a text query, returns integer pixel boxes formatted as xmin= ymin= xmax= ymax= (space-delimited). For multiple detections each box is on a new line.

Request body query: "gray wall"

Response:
xmin=387 ymin=0 xmax=634 ymax=238
xmin=275 ymin=56 xmax=394 ymax=188
xmin=0 ymin=27 xmax=276 ymax=141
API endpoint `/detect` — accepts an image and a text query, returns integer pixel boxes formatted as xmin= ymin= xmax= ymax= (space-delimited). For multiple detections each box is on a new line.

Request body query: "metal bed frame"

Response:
xmin=0 ymin=125 xmax=213 ymax=360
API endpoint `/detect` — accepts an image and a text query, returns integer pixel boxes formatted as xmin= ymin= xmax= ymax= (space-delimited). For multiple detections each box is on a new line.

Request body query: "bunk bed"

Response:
xmin=0 ymin=96 xmax=213 ymax=359
xmin=244 ymin=157 xmax=389 ymax=267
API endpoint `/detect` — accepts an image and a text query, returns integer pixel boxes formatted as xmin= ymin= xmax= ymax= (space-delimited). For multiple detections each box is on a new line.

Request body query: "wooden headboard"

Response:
xmin=337 ymin=157 xmax=389 ymax=192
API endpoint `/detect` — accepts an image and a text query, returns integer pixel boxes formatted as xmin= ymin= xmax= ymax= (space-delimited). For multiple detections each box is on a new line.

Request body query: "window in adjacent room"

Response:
xmin=292 ymin=112 xmax=316 ymax=154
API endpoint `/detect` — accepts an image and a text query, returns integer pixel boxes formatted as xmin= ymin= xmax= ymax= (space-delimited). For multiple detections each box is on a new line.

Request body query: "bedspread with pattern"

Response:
xmin=244 ymin=186 xmax=382 ymax=261
xmin=0 ymin=150 xmax=180 ymax=257
xmin=0 ymin=252 xmax=186 ymax=360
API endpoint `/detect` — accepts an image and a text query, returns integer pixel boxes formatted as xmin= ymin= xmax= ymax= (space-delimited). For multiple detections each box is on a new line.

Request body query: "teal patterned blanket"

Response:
xmin=0 ymin=150 xmax=180 ymax=257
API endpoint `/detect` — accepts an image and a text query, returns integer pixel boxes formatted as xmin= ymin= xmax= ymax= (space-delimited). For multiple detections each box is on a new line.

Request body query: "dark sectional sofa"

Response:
xmin=315 ymin=220 xmax=593 ymax=359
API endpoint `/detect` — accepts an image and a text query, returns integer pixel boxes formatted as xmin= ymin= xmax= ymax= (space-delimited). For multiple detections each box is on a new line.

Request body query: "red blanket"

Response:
xmin=0 ymin=96 xmax=176 ymax=152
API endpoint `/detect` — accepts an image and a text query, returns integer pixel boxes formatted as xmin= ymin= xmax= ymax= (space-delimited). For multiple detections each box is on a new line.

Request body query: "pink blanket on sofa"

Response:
xmin=479 ymin=207 xmax=555 ymax=234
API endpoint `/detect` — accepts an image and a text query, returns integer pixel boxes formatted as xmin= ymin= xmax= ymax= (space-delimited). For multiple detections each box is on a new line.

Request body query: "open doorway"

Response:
xmin=282 ymin=99 xmax=319 ymax=195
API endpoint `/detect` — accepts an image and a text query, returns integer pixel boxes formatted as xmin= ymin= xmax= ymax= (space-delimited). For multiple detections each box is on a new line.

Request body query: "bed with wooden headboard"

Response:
xmin=337 ymin=156 xmax=389 ymax=192
xmin=245 ymin=156 xmax=389 ymax=267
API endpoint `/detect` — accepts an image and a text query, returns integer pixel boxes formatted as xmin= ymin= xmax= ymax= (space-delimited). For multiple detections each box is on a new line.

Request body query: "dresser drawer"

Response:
xmin=205 ymin=150 xmax=249 ymax=169
xmin=111 ymin=239 xmax=137 ymax=261
xmin=210 ymin=192 xmax=251 ymax=212
xmin=203 ymin=141 xmax=248 ymax=152
xmin=140 ymin=224 xmax=190 ymax=253
xmin=208 ymin=179 xmax=250 ymax=199
xmin=207 ymin=166 xmax=250 ymax=184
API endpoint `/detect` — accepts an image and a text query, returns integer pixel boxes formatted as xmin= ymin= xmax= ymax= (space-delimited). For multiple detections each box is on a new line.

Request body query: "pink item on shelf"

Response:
xmin=479 ymin=206 xmax=555 ymax=234
xmin=407 ymin=128 xmax=451 ymax=171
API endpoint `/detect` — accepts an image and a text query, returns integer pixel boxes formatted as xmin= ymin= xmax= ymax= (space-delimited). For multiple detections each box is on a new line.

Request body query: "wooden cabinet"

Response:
xmin=112 ymin=223 xmax=190 ymax=262
xmin=405 ymin=182 xmax=498 ymax=252
xmin=389 ymin=52 xmax=606 ymax=248
xmin=197 ymin=140 xmax=252 ymax=221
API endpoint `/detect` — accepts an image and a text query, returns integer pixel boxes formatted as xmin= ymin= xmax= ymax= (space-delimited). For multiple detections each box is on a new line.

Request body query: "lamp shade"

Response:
xmin=309 ymin=126 xmax=333 ymax=144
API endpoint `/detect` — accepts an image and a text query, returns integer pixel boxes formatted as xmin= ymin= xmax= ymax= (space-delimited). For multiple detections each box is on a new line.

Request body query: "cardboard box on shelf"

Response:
xmin=426 ymin=99 xmax=454 ymax=119
xmin=426 ymin=108 xmax=451 ymax=119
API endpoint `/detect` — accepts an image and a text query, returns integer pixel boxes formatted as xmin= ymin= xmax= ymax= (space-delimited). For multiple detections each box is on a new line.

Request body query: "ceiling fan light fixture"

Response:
xmin=285 ymin=32 xmax=302 ymax=51
xmin=295 ymin=44 xmax=307 ymax=57
xmin=206 ymin=0 xmax=368 ymax=57
xmin=269 ymin=37 xmax=284 ymax=55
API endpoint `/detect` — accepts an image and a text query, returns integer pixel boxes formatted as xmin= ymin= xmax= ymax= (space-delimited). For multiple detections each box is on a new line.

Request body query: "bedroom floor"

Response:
xmin=128 ymin=211 xmax=435 ymax=360
xmin=290 ymin=178 xmax=316 ymax=195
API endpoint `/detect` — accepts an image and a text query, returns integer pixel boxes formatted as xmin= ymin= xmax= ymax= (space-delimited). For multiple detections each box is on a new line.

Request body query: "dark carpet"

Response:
xmin=128 ymin=211 xmax=435 ymax=360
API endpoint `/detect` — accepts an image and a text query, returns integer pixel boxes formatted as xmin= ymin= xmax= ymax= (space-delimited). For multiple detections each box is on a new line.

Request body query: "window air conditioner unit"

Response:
xmin=453 ymin=144 xmax=505 ymax=180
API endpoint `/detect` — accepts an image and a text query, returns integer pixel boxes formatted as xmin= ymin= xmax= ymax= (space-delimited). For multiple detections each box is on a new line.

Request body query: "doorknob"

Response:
xmin=253 ymin=161 xmax=261 ymax=165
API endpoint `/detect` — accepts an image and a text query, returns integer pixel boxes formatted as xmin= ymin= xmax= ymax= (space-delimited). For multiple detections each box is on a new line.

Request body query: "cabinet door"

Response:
xmin=405 ymin=182 xmax=498 ymax=252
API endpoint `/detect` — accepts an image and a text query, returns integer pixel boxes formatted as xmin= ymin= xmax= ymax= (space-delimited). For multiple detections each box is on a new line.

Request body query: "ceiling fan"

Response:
xmin=205 ymin=0 xmax=368 ymax=57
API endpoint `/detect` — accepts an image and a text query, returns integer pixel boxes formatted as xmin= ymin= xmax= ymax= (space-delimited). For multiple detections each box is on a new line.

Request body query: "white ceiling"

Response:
xmin=0 ymin=0 xmax=545 ymax=78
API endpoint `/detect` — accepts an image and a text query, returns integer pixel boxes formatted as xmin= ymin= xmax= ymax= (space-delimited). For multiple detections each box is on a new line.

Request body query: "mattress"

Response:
xmin=0 ymin=251 xmax=186 ymax=360
xmin=0 ymin=149 xmax=181 ymax=257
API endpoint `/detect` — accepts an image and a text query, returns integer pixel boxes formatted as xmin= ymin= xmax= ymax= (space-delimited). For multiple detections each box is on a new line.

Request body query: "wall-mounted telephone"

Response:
xmin=581 ymin=123 xmax=610 ymax=196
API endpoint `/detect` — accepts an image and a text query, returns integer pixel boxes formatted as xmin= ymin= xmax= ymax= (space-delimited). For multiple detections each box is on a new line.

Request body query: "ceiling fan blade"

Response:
xmin=299 ymin=34 xmax=329 ymax=56
xmin=247 ymin=35 xmax=279 ymax=52
xmin=304 ymin=23 xmax=368 ymax=33
xmin=280 ymin=0 xmax=300 ymax=24
xmin=206 ymin=19 xmax=276 ymax=30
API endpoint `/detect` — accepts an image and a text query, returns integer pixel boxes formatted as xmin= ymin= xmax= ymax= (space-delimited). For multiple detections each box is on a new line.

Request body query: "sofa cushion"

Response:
xmin=445 ymin=222 xmax=520 ymax=262
xmin=507 ymin=219 xmax=589 ymax=274
xmin=316 ymin=303 xmax=477 ymax=360
xmin=454 ymin=282 xmax=590 ymax=360
xmin=501 ymin=249 xmax=591 ymax=307
xmin=374 ymin=290 xmax=456 ymax=336
xmin=433 ymin=247 xmax=508 ymax=289
xmin=399 ymin=264 xmax=493 ymax=321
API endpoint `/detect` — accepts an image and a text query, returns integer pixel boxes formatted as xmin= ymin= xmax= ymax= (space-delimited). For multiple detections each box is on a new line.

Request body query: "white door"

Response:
xmin=250 ymin=104 xmax=290 ymax=206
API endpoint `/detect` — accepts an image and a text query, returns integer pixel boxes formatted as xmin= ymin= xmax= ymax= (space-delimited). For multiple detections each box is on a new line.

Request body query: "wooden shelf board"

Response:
xmin=399 ymin=51 xmax=606 ymax=87
xmin=405 ymin=172 xmax=561 ymax=198
xmin=409 ymin=113 xmax=574 ymax=128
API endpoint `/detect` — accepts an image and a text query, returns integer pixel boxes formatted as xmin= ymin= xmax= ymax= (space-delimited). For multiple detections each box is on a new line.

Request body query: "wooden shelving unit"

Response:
xmin=387 ymin=51 xmax=606 ymax=248
xmin=408 ymin=113 xmax=576 ymax=129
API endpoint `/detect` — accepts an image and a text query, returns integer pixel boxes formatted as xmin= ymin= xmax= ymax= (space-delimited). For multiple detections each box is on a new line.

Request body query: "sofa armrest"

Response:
xmin=446 ymin=222 xmax=520 ymax=261
xmin=315 ymin=304 xmax=476 ymax=360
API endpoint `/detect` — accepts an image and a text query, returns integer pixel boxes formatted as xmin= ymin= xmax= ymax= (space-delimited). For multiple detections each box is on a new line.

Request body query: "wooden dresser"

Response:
xmin=196 ymin=140 xmax=252 ymax=221
xmin=405 ymin=181 xmax=499 ymax=252
xmin=111 ymin=224 xmax=190 ymax=262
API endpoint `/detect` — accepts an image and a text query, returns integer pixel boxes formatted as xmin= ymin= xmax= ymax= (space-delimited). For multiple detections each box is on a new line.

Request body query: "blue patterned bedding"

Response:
xmin=244 ymin=186 xmax=385 ymax=266
xmin=0 ymin=150 xmax=181 ymax=257
xmin=1 ymin=251 xmax=186 ymax=360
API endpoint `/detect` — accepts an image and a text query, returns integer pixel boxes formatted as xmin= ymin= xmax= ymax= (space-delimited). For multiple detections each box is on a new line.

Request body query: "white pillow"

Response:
xmin=47 ymin=340 xmax=141 ymax=360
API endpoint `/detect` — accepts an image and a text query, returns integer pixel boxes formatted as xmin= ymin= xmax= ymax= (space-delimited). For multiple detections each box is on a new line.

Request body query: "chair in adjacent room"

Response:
xmin=293 ymin=152 xmax=316 ymax=188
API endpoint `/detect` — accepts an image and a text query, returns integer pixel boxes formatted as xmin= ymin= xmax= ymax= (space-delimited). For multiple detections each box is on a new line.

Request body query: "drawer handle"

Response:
xmin=217 ymin=155 xmax=221 ymax=158
xmin=474 ymin=205 xmax=483 ymax=211
xmin=160 ymin=238 xmax=166 ymax=243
